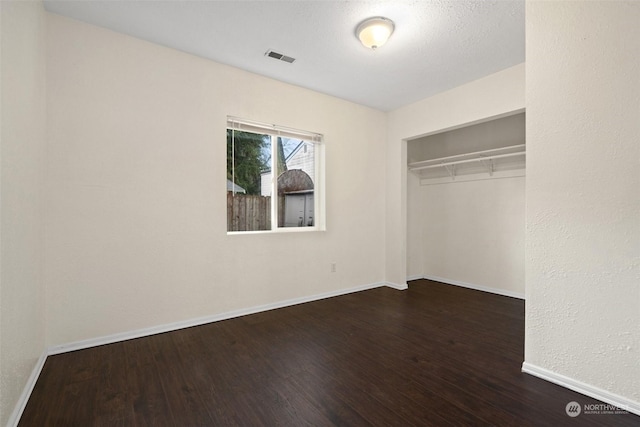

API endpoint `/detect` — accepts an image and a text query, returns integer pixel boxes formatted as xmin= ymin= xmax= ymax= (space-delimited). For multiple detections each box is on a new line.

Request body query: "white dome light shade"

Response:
xmin=356 ymin=17 xmax=395 ymax=49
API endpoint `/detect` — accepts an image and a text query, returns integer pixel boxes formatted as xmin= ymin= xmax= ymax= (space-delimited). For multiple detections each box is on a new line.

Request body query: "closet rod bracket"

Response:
xmin=444 ymin=164 xmax=456 ymax=179
xmin=479 ymin=158 xmax=494 ymax=176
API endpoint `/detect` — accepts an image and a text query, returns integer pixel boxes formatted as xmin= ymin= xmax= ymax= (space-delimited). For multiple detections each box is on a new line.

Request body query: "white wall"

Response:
xmin=419 ymin=178 xmax=525 ymax=296
xmin=45 ymin=14 xmax=387 ymax=346
xmin=0 ymin=1 xmax=46 ymax=425
xmin=406 ymin=171 xmax=423 ymax=279
xmin=525 ymin=0 xmax=640 ymax=407
xmin=387 ymin=63 xmax=526 ymax=287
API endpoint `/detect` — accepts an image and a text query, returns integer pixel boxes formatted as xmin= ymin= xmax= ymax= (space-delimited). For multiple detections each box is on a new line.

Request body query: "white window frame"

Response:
xmin=227 ymin=116 xmax=325 ymax=234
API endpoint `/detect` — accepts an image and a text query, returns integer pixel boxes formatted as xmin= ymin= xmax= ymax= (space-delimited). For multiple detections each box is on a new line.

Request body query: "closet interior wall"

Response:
xmin=407 ymin=113 xmax=526 ymax=298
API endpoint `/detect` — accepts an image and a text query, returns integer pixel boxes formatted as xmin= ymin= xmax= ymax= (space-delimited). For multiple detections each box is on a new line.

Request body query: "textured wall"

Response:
xmin=0 ymin=1 xmax=47 ymax=424
xmin=45 ymin=14 xmax=387 ymax=346
xmin=525 ymin=1 xmax=640 ymax=403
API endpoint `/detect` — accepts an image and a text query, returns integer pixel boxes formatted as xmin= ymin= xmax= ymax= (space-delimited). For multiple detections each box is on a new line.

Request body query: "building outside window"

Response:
xmin=227 ymin=117 xmax=324 ymax=233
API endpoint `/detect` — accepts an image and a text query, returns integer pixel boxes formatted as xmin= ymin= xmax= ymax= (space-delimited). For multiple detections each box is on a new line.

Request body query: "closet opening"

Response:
xmin=406 ymin=112 xmax=526 ymax=299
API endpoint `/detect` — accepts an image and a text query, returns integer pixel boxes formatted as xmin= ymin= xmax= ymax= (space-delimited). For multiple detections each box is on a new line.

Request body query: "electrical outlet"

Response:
xmin=331 ymin=263 xmax=337 ymax=273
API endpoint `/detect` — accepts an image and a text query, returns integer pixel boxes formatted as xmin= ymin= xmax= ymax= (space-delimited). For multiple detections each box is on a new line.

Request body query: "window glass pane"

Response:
xmin=226 ymin=117 xmax=322 ymax=234
xmin=276 ymin=137 xmax=315 ymax=228
xmin=227 ymin=129 xmax=271 ymax=231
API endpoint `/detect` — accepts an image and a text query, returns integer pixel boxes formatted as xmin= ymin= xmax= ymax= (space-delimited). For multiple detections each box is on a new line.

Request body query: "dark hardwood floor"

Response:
xmin=20 ymin=280 xmax=639 ymax=426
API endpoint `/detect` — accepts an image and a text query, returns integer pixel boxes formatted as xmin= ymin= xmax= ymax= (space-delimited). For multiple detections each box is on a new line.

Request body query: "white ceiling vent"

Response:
xmin=265 ymin=50 xmax=296 ymax=64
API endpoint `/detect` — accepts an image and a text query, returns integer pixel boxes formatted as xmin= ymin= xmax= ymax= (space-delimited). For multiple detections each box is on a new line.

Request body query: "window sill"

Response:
xmin=227 ymin=226 xmax=325 ymax=236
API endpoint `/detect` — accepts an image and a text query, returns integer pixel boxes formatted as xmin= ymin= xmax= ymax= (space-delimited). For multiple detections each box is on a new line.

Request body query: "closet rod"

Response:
xmin=408 ymin=144 xmax=525 ymax=169
xmin=409 ymin=151 xmax=525 ymax=171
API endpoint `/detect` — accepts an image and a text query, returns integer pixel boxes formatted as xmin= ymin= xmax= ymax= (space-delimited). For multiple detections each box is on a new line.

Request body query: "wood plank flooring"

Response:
xmin=19 ymin=280 xmax=639 ymax=426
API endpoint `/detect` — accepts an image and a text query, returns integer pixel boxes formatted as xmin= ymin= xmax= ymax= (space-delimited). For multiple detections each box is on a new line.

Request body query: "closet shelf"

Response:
xmin=408 ymin=144 xmax=525 ymax=178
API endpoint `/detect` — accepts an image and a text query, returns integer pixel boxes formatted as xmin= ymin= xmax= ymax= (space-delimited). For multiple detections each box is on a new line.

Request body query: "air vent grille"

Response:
xmin=265 ymin=50 xmax=296 ymax=64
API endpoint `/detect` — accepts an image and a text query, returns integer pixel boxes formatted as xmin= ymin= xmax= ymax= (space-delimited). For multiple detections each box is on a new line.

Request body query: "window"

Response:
xmin=227 ymin=117 xmax=324 ymax=233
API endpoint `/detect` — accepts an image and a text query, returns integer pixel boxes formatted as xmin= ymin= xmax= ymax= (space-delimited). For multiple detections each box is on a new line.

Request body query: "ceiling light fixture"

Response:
xmin=356 ymin=17 xmax=395 ymax=50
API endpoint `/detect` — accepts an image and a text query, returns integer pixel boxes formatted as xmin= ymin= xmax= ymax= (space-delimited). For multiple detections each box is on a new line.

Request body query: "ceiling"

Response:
xmin=43 ymin=0 xmax=525 ymax=112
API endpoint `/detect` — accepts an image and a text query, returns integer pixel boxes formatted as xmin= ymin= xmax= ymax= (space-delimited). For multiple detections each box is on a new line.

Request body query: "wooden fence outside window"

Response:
xmin=227 ymin=193 xmax=271 ymax=231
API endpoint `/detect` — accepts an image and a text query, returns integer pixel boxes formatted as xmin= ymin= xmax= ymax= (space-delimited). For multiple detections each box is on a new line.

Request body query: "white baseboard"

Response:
xmin=7 ymin=278 xmax=485 ymax=426
xmin=384 ymin=281 xmax=408 ymax=290
xmin=420 ymin=274 xmax=525 ymax=300
xmin=522 ymin=362 xmax=640 ymax=416
xmin=48 ymin=281 xmax=392 ymax=355
xmin=405 ymin=275 xmax=423 ymax=282
xmin=12 ymin=281 xmax=396 ymax=425
xmin=7 ymin=351 xmax=47 ymax=427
